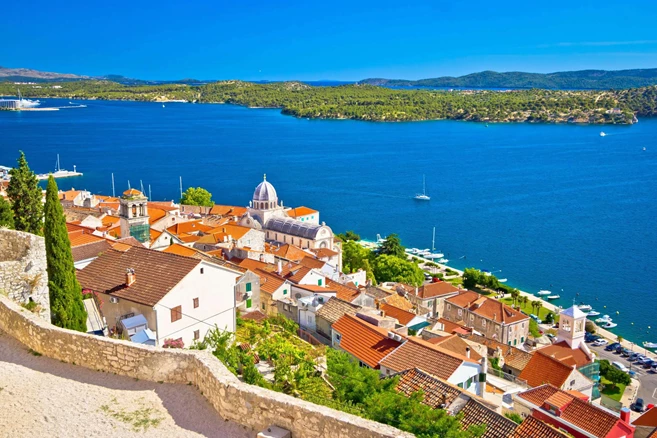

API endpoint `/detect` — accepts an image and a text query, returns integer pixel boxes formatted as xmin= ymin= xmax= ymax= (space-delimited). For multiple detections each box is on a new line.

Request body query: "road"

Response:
xmin=588 ymin=341 xmax=657 ymax=406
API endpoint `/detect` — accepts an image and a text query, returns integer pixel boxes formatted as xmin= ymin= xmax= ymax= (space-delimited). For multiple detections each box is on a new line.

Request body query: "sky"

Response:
xmin=3 ymin=0 xmax=657 ymax=81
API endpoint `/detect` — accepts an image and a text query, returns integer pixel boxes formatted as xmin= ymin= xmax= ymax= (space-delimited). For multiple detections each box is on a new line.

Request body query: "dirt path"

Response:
xmin=0 ymin=331 xmax=254 ymax=438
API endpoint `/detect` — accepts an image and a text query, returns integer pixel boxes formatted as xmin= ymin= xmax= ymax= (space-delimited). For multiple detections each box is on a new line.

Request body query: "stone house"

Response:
xmin=395 ymin=281 xmax=462 ymax=317
xmin=315 ymin=297 xmax=362 ymax=340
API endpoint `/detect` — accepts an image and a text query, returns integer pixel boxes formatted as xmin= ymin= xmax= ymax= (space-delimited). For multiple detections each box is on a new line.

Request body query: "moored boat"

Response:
xmin=537 ymin=290 xmax=551 ymax=296
xmin=595 ymin=315 xmax=612 ymax=323
xmin=643 ymin=342 xmax=657 ymax=349
xmin=578 ymin=304 xmax=592 ymax=312
xmin=547 ymin=295 xmax=560 ymax=300
xmin=586 ymin=310 xmax=600 ymax=317
xmin=602 ymin=322 xmax=617 ymax=329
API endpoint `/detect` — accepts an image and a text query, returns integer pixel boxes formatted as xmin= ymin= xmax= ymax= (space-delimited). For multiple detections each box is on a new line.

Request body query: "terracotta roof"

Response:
xmin=60 ymin=190 xmax=81 ymax=201
xmin=122 ymin=188 xmax=143 ymax=196
xmin=115 ymin=236 xmax=145 ymax=248
xmin=310 ymin=247 xmax=338 ymax=259
xmin=269 ymin=244 xmax=309 ymax=262
xmin=207 ymin=224 xmax=252 ymax=240
xmin=316 ymin=297 xmax=362 ymax=325
xmin=380 ymin=303 xmax=416 ymax=325
xmin=459 ymin=399 xmax=518 ymax=438
xmin=77 ymin=246 xmax=201 ymax=306
xmin=395 ymin=368 xmax=466 ymax=410
xmin=166 ymin=220 xmax=213 ymax=236
xmin=518 ymin=384 xmax=623 ymax=438
xmin=162 ymin=243 xmax=199 ymax=257
xmin=538 ymin=341 xmax=592 ymax=368
xmin=178 ymin=233 xmax=201 ymax=243
xmin=71 ymin=240 xmax=113 ymax=263
xmin=285 ymin=265 xmax=314 ymax=283
xmin=239 ymin=258 xmax=276 ymax=272
xmin=150 ymin=228 xmax=163 ymax=240
xmin=299 ymin=256 xmax=326 ymax=270
xmin=464 ymin=334 xmax=532 ymax=371
xmin=379 ymin=337 xmax=469 ymax=380
xmin=147 ymin=201 xmax=178 ymax=212
xmin=110 ymin=242 xmax=132 ymax=252
xmin=240 ymin=310 xmax=267 ymax=322
xmin=287 ymin=206 xmax=318 ymax=218
xmin=255 ymin=269 xmax=288 ymax=295
xmin=382 ymin=293 xmax=414 ymax=311
xmin=519 ymin=351 xmax=575 ymax=388
xmin=512 ymin=416 xmax=569 ymax=438
xmin=565 ymin=389 xmax=590 ymax=401
xmin=364 ymin=286 xmax=393 ymax=300
xmin=68 ymin=230 xmax=105 ymax=247
xmin=447 ymin=291 xmax=528 ymax=324
xmin=209 ymin=204 xmax=247 ymax=217
xmin=148 ymin=207 xmax=167 ymax=224
xmin=426 ymin=334 xmax=483 ymax=361
xmin=437 ymin=318 xmax=472 ymax=335
xmin=327 ymin=279 xmax=360 ymax=302
xmin=411 ymin=281 xmax=461 ymax=299
xmin=649 ymin=428 xmax=657 ymax=438
xmin=635 ymin=407 xmax=657 ymax=427
xmin=332 ymin=314 xmax=402 ymax=369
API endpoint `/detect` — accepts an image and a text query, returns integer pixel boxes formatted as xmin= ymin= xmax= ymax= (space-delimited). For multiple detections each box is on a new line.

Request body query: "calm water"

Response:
xmin=2 ymin=99 xmax=656 ymax=344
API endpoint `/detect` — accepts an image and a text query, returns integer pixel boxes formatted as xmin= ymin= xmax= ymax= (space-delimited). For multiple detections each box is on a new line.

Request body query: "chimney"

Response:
xmin=479 ymin=356 xmax=488 ymax=396
xmin=465 ymin=347 xmax=471 ymax=359
xmin=125 ymin=268 xmax=136 ymax=286
xmin=277 ymin=260 xmax=282 ymax=275
xmin=620 ymin=407 xmax=631 ymax=423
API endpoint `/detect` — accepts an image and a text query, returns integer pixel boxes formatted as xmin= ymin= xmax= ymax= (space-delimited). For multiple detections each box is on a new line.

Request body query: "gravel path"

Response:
xmin=0 ymin=331 xmax=254 ymax=438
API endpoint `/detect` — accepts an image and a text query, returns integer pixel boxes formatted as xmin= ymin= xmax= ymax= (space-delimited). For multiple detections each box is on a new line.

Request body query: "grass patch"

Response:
xmin=448 ymin=277 xmax=463 ymax=286
xmin=500 ymin=298 xmax=552 ymax=320
xmin=27 ymin=349 xmax=42 ymax=357
xmin=600 ymin=376 xmax=626 ymax=402
xmin=100 ymin=398 xmax=163 ymax=432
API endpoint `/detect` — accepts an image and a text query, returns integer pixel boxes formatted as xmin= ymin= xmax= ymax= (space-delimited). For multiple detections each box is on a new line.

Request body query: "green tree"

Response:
xmin=0 ymin=196 xmax=14 ymax=228
xmin=529 ymin=319 xmax=541 ymax=338
xmin=180 ymin=186 xmax=213 ymax=206
xmin=504 ymin=412 xmax=523 ymax=425
xmin=337 ymin=230 xmax=361 ymax=241
xmin=462 ymin=268 xmax=480 ymax=289
xmin=372 ymin=254 xmax=425 ymax=286
xmin=44 ymin=176 xmax=88 ymax=331
xmin=598 ymin=359 xmax=631 ymax=390
xmin=509 ymin=288 xmax=520 ymax=307
xmin=7 ymin=151 xmax=43 ymax=235
xmin=377 ymin=233 xmax=405 ymax=259
xmin=342 ymin=241 xmax=375 ymax=282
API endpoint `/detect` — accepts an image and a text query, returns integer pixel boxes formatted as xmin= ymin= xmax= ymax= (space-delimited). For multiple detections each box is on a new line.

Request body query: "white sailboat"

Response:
xmin=414 ymin=175 xmax=430 ymax=201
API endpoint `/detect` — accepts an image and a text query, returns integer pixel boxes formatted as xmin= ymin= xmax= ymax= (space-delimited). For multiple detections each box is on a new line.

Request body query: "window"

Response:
xmin=335 ymin=333 xmax=341 ymax=342
xmin=262 ymin=303 xmax=265 ymax=310
xmin=521 ymin=336 xmax=524 ymax=342
xmin=513 ymin=339 xmax=517 ymax=346
xmin=246 ymin=282 xmax=252 ymax=292
xmin=283 ymin=289 xmax=288 ymax=295
xmin=193 ymin=297 xmax=199 ymax=308
xmin=194 ymin=330 xmax=200 ymax=340
xmin=317 ymin=279 xmax=323 ymax=286
xmin=284 ymin=304 xmax=290 ymax=311
xmin=482 ymin=319 xmax=486 ymax=328
xmin=246 ymin=298 xmax=252 ymax=308
xmin=447 ymin=304 xmax=451 ymax=311
xmin=200 ymin=267 xmax=204 ymax=274
xmin=171 ymin=306 xmax=182 ymax=322
xmin=458 ymin=309 xmax=463 ymax=317
xmin=470 ymin=314 xmax=474 ymax=322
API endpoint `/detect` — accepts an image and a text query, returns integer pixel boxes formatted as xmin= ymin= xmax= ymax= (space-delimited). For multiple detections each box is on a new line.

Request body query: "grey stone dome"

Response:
xmin=253 ymin=175 xmax=278 ymax=203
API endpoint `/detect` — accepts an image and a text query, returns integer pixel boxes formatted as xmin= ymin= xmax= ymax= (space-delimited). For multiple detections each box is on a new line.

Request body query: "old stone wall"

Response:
xmin=0 ymin=295 xmax=411 ymax=438
xmin=0 ymin=229 xmax=50 ymax=321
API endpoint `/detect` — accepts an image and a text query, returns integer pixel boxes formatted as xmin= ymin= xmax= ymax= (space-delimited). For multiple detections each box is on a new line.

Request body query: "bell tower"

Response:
xmin=119 ymin=188 xmax=150 ymax=244
xmin=556 ymin=305 xmax=587 ymax=349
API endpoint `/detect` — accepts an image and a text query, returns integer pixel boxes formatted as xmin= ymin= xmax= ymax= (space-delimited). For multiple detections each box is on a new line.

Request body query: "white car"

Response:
xmin=612 ymin=361 xmax=629 ymax=373
xmin=592 ymin=339 xmax=609 ymax=347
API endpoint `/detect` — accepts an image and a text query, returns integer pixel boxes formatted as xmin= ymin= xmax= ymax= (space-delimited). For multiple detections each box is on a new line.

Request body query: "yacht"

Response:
xmin=595 ymin=315 xmax=612 ymax=323
xmin=546 ymin=294 xmax=560 ymax=300
xmin=537 ymin=290 xmax=551 ymax=296
xmin=498 ymin=278 xmax=508 ymax=283
xmin=577 ymin=304 xmax=592 ymax=312
xmin=414 ymin=175 xmax=430 ymax=201
xmin=438 ymin=258 xmax=449 ymax=264
xmin=586 ymin=310 xmax=600 ymax=317
xmin=643 ymin=342 xmax=657 ymax=349
xmin=602 ymin=321 xmax=617 ymax=329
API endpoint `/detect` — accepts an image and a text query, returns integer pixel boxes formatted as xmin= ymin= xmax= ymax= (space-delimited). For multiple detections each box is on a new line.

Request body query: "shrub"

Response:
xmin=162 ymin=338 xmax=184 ymax=349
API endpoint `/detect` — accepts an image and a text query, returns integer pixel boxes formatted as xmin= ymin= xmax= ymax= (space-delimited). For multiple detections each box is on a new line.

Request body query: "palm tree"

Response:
xmin=535 ymin=301 xmax=543 ymax=318
xmin=510 ymin=289 xmax=520 ymax=308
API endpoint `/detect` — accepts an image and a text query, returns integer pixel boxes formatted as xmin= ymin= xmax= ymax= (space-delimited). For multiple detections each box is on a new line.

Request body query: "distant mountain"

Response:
xmin=359 ymin=69 xmax=657 ymax=90
xmin=0 ymin=66 xmax=89 ymax=82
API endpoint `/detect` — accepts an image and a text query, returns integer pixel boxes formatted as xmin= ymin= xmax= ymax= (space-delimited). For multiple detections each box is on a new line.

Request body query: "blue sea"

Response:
xmin=1 ymin=99 xmax=656 ymax=344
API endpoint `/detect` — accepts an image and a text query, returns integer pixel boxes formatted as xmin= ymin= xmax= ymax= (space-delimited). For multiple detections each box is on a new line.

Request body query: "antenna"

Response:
xmin=179 ymin=176 xmax=183 ymax=200
xmin=111 ymin=173 xmax=115 ymax=197
xmin=148 ymin=184 xmax=152 ymax=201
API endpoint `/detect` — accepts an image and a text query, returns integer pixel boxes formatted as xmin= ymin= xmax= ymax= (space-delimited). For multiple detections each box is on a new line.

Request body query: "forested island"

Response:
xmin=2 ymin=80 xmax=656 ymax=124
xmin=360 ymin=68 xmax=657 ymax=90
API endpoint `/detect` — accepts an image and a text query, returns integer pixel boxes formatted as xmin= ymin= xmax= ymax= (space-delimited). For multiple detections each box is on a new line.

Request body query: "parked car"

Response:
xmin=651 ymin=363 xmax=657 ymax=373
xmin=621 ymin=348 xmax=632 ymax=357
xmin=632 ymin=398 xmax=645 ymax=413
xmin=615 ymin=345 xmax=623 ymax=354
xmin=629 ymin=353 xmax=641 ymax=361
xmin=606 ymin=342 xmax=620 ymax=351
xmin=612 ymin=361 xmax=629 ymax=372
xmin=643 ymin=360 xmax=654 ymax=369
xmin=629 ymin=370 xmax=637 ymax=378
xmin=593 ymin=339 xmax=609 ymax=347
xmin=530 ymin=314 xmax=542 ymax=324
xmin=640 ymin=357 xmax=654 ymax=365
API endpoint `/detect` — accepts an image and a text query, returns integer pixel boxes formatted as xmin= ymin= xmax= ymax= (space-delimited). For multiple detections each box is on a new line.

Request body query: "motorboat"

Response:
xmin=498 ymin=278 xmax=508 ymax=283
xmin=600 ymin=131 xmax=607 ymax=137
xmin=586 ymin=310 xmax=600 ymax=317
xmin=438 ymin=258 xmax=449 ymax=264
xmin=537 ymin=290 xmax=551 ymax=296
xmin=643 ymin=342 xmax=657 ymax=349
xmin=595 ymin=315 xmax=612 ymax=323
xmin=602 ymin=322 xmax=617 ymax=329
xmin=578 ymin=304 xmax=592 ymax=312
xmin=547 ymin=295 xmax=560 ymax=300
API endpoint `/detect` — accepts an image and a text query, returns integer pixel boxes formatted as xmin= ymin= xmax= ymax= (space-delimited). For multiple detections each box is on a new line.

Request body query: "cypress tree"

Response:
xmin=44 ymin=175 xmax=88 ymax=331
xmin=7 ymin=151 xmax=43 ymax=235
xmin=0 ymin=196 xmax=13 ymax=228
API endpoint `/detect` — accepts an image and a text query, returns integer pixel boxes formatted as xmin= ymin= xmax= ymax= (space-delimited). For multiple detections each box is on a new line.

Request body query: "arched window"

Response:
xmin=132 ymin=205 xmax=137 ymax=217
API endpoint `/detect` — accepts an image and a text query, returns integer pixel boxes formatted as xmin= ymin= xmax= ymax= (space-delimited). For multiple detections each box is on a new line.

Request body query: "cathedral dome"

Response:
xmin=253 ymin=175 xmax=278 ymax=202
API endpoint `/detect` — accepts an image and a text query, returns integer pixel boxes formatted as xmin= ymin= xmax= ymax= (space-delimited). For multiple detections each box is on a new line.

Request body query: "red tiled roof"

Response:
xmin=327 ymin=279 xmax=360 ymax=302
xmin=207 ymin=224 xmax=252 ymax=240
xmin=447 ymin=291 xmax=528 ymax=324
xmin=426 ymin=334 xmax=483 ymax=361
xmin=240 ymin=310 xmax=267 ymax=322
xmin=148 ymin=207 xmax=167 ymax=224
xmin=122 ymin=188 xmax=143 ymax=197
xmin=311 ymin=247 xmax=338 ymax=259
xmin=269 ymin=244 xmax=309 ymax=262
xmin=68 ymin=230 xmax=105 ymax=247
xmin=286 ymin=206 xmax=318 ymax=218
xmin=147 ymin=201 xmax=178 ymax=212
xmin=410 ymin=281 xmax=461 ymax=299
xmin=162 ymin=243 xmax=198 ymax=257
xmin=459 ymin=399 xmax=518 ymax=438
xmin=379 ymin=337 xmax=469 ymax=380
xmin=512 ymin=416 xmax=569 ymax=438
xmin=166 ymin=220 xmax=213 ymax=236
xmin=382 ymin=293 xmax=414 ymax=311
xmin=209 ymin=204 xmax=247 ymax=217
xmin=71 ymin=240 xmax=113 ymax=263
xmin=239 ymin=258 xmax=276 ymax=272
xmin=380 ymin=303 xmax=416 ymax=325
xmin=519 ymin=351 xmax=575 ymax=388
xmin=255 ymin=269 xmax=288 ymax=295
xmin=538 ymin=341 xmax=592 ymax=368
xmin=77 ymin=246 xmax=201 ymax=306
xmin=635 ymin=407 xmax=657 ymax=427
xmin=332 ymin=314 xmax=402 ymax=369
xmin=299 ymin=256 xmax=326 ymax=270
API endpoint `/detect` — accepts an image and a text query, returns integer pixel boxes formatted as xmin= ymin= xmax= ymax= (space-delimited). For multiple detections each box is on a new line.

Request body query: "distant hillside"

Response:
xmin=360 ymin=69 xmax=657 ymax=90
xmin=0 ymin=66 xmax=89 ymax=82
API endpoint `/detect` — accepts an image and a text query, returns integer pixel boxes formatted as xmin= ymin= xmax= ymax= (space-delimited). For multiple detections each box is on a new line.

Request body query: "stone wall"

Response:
xmin=0 ymin=295 xmax=411 ymax=438
xmin=0 ymin=229 xmax=50 ymax=321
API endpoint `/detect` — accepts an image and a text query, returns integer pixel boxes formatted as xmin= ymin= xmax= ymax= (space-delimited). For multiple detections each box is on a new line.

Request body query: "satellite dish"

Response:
xmin=295 ymin=293 xmax=302 ymax=299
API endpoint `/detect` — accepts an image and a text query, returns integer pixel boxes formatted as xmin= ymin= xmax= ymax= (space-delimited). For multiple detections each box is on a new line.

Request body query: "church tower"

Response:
xmin=246 ymin=174 xmax=285 ymax=226
xmin=556 ymin=305 xmax=587 ymax=350
xmin=119 ymin=188 xmax=150 ymax=244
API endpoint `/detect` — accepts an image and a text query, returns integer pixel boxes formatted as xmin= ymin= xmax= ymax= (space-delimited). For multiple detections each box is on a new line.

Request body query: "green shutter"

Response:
xmin=283 ymin=289 xmax=288 ymax=295
xmin=246 ymin=282 xmax=252 ymax=292
xmin=318 ymin=279 xmax=322 ymax=286
xmin=246 ymin=298 xmax=252 ymax=308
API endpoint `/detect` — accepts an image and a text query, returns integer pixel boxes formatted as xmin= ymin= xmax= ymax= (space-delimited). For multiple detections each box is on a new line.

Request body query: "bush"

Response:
xmin=162 ymin=338 xmax=184 ymax=349
xmin=529 ymin=319 xmax=541 ymax=338
xmin=505 ymin=412 xmax=523 ymax=425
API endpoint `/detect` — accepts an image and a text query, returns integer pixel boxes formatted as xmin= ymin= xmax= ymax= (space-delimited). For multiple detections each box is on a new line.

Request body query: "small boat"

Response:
xmin=643 ymin=342 xmax=657 ymax=349
xmin=602 ymin=322 xmax=617 ymax=329
xmin=162 ymin=104 xmax=166 ymax=108
xmin=546 ymin=295 xmax=560 ymax=300
xmin=578 ymin=304 xmax=592 ymax=312
xmin=643 ymin=147 xmax=647 ymax=151
xmin=596 ymin=315 xmax=612 ymax=323
xmin=438 ymin=258 xmax=449 ymax=264
xmin=69 ymin=101 xmax=74 ymax=104
xmin=600 ymin=132 xmax=606 ymax=137
xmin=414 ymin=175 xmax=430 ymax=201
xmin=428 ymin=253 xmax=445 ymax=259
xmin=537 ymin=290 xmax=551 ymax=296
xmin=586 ymin=310 xmax=600 ymax=317
xmin=498 ymin=278 xmax=507 ymax=283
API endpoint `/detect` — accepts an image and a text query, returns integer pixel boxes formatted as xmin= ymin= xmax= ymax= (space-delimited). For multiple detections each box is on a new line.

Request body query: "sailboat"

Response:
xmin=414 ymin=175 xmax=430 ymax=201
